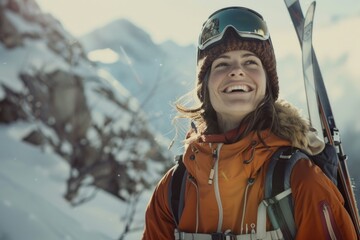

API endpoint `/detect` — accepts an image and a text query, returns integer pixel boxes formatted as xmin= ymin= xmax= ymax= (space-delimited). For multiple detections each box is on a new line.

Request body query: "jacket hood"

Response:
xmin=274 ymin=99 xmax=324 ymax=155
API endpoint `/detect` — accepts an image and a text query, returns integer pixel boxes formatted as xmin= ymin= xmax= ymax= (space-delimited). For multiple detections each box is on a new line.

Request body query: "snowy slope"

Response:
xmin=0 ymin=0 xmax=170 ymax=239
xmin=0 ymin=124 xmax=147 ymax=239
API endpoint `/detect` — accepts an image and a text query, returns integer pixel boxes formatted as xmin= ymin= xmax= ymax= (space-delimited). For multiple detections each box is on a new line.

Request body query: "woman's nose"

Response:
xmin=228 ymin=65 xmax=244 ymax=77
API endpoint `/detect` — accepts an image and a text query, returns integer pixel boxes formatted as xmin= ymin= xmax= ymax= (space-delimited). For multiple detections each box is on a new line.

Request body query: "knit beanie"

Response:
xmin=197 ymin=29 xmax=279 ymax=100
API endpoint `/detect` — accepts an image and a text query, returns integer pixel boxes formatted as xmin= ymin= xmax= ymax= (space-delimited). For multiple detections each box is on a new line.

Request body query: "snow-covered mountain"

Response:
xmin=0 ymin=0 xmax=172 ymax=239
xmin=80 ymin=19 xmax=196 ymax=145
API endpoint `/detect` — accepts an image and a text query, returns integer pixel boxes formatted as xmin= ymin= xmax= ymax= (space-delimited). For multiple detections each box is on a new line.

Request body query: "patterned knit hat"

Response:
xmin=197 ymin=29 xmax=279 ymax=100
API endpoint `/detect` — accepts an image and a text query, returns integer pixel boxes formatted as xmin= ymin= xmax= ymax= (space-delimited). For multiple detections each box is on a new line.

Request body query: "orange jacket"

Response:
xmin=143 ymin=102 xmax=357 ymax=239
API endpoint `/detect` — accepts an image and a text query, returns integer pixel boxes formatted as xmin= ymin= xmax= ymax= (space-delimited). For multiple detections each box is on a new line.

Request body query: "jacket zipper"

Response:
xmin=240 ymin=178 xmax=255 ymax=234
xmin=209 ymin=143 xmax=224 ymax=232
xmin=321 ymin=201 xmax=338 ymax=240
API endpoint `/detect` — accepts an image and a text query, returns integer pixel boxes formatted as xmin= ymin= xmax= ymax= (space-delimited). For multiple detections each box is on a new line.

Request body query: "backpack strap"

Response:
xmin=312 ymin=143 xmax=338 ymax=185
xmin=168 ymin=154 xmax=187 ymax=226
xmin=265 ymin=147 xmax=309 ymax=240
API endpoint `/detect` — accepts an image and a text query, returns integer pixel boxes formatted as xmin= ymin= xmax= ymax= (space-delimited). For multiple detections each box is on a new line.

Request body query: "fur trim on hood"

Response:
xmin=275 ymin=99 xmax=325 ymax=155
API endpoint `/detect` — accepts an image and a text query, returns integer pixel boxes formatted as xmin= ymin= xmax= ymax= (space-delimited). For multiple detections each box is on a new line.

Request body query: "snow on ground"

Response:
xmin=0 ymin=123 xmax=148 ymax=239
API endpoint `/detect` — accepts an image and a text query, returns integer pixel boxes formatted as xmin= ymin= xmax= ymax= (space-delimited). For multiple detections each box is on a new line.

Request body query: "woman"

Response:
xmin=142 ymin=6 xmax=357 ymax=240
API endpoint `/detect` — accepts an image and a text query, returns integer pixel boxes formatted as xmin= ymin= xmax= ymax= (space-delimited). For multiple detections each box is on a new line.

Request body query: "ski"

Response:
xmin=301 ymin=2 xmax=322 ymax=138
xmin=285 ymin=0 xmax=360 ymax=236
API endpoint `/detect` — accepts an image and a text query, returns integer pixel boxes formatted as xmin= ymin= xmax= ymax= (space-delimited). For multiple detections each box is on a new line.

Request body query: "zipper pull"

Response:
xmin=212 ymin=148 xmax=217 ymax=159
xmin=208 ymin=168 xmax=215 ymax=184
xmin=208 ymin=149 xmax=218 ymax=185
xmin=250 ymin=223 xmax=256 ymax=239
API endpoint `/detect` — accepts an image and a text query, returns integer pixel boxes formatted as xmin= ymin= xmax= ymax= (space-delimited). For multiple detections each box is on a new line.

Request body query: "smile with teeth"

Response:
xmin=223 ymin=85 xmax=253 ymax=93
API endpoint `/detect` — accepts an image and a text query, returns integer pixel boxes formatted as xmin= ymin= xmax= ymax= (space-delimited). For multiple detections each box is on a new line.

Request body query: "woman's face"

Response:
xmin=208 ymin=50 xmax=267 ymax=130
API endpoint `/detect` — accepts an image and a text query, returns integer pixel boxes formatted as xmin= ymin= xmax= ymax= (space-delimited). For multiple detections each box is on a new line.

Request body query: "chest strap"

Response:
xmin=174 ymin=187 xmax=290 ymax=240
xmin=175 ymin=228 xmax=283 ymax=240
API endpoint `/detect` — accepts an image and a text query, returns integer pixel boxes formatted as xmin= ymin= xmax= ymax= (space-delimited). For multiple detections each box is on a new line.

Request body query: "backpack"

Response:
xmin=168 ymin=144 xmax=338 ymax=240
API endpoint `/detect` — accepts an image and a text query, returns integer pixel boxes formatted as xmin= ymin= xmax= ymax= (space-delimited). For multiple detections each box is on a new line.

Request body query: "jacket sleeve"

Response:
xmin=291 ymin=158 xmax=357 ymax=239
xmin=142 ymin=169 xmax=176 ymax=240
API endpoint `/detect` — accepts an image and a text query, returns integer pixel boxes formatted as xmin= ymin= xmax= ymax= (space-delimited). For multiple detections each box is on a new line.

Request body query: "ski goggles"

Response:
xmin=198 ymin=7 xmax=270 ymax=51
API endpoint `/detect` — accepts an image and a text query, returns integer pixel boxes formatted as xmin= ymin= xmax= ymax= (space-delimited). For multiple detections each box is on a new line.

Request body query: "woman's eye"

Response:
xmin=214 ymin=62 xmax=229 ymax=68
xmin=244 ymin=60 xmax=258 ymax=65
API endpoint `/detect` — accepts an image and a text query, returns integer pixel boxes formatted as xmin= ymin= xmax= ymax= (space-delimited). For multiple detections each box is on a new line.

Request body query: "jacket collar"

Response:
xmin=186 ymin=99 xmax=324 ymax=155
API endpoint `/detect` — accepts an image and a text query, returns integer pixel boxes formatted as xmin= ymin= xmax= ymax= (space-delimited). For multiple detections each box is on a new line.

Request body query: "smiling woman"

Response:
xmin=142 ymin=5 xmax=357 ymax=240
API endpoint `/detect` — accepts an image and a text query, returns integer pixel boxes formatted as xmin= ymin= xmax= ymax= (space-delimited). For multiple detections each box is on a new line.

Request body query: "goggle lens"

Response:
xmin=198 ymin=7 xmax=270 ymax=51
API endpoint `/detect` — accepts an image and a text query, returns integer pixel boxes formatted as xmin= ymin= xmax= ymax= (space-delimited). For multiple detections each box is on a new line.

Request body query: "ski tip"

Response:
xmin=284 ymin=0 xmax=298 ymax=7
xmin=304 ymin=1 xmax=316 ymax=25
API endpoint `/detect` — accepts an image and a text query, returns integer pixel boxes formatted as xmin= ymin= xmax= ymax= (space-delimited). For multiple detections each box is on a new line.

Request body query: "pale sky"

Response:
xmin=36 ymin=0 xmax=360 ymax=46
